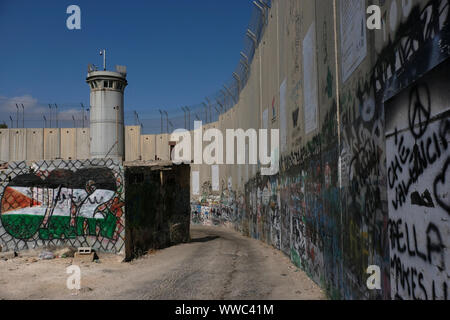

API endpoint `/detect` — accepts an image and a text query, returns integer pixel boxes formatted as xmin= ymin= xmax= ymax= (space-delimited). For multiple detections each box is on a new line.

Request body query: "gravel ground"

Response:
xmin=0 ymin=225 xmax=325 ymax=300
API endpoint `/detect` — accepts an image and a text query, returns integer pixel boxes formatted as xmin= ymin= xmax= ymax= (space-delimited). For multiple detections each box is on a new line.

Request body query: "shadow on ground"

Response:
xmin=189 ymin=235 xmax=220 ymax=243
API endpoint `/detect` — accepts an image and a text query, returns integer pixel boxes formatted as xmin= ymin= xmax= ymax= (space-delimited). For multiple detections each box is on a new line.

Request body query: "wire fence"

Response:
xmin=0 ymin=159 xmax=125 ymax=253
xmin=0 ymin=0 xmax=271 ymax=135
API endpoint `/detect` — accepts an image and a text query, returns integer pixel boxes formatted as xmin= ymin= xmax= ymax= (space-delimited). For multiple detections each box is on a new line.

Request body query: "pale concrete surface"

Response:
xmin=60 ymin=128 xmax=77 ymax=160
xmin=0 ymin=225 xmax=325 ymax=300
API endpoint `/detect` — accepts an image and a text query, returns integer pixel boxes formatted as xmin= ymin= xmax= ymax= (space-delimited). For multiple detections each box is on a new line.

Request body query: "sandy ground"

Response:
xmin=0 ymin=225 xmax=325 ymax=300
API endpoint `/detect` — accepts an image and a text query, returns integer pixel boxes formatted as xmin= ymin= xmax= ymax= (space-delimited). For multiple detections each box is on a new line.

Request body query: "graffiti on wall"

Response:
xmin=191 ymin=182 xmax=240 ymax=230
xmin=190 ymin=0 xmax=450 ymax=300
xmin=337 ymin=0 xmax=450 ymax=299
xmin=385 ymin=63 xmax=450 ymax=300
xmin=0 ymin=159 xmax=125 ymax=253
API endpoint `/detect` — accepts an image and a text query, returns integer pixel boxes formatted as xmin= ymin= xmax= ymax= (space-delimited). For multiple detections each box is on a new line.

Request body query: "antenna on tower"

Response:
xmin=99 ymin=49 xmax=106 ymax=71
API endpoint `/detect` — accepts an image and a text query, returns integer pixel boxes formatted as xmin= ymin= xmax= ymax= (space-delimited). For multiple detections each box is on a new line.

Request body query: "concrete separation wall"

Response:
xmin=384 ymin=61 xmax=450 ymax=301
xmin=1 ymin=0 xmax=448 ymax=300
xmin=187 ymin=0 xmax=450 ymax=300
xmin=0 ymin=128 xmax=91 ymax=162
xmin=76 ymin=128 xmax=90 ymax=159
xmin=60 ymin=128 xmax=77 ymax=160
xmin=125 ymin=126 xmax=141 ymax=162
xmin=43 ymin=128 xmax=60 ymax=159
xmin=9 ymin=129 xmax=26 ymax=162
xmin=1 ymin=125 xmax=173 ymax=163
xmin=0 ymin=129 xmax=10 ymax=163
xmin=140 ymin=135 xmax=156 ymax=161
xmin=26 ymin=129 xmax=43 ymax=161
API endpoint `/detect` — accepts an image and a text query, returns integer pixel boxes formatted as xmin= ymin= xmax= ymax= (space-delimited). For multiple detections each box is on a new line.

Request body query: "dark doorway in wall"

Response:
xmin=124 ymin=163 xmax=191 ymax=261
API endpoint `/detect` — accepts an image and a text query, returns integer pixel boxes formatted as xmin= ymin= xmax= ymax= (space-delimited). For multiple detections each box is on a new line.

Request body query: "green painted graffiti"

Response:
xmin=1 ymin=210 xmax=119 ymax=240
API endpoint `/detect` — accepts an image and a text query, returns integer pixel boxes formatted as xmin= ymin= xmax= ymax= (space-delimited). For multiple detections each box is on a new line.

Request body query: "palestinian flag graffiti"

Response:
xmin=0 ymin=168 xmax=124 ymax=241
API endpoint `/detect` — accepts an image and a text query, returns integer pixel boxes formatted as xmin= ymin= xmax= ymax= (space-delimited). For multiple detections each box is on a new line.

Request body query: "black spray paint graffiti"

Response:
xmin=373 ymin=0 xmax=450 ymax=94
xmin=433 ymin=148 xmax=450 ymax=215
xmin=339 ymin=0 xmax=450 ymax=300
xmin=388 ymin=218 xmax=447 ymax=300
xmin=388 ymin=86 xmax=449 ymax=211
xmin=190 ymin=0 xmax=450 ymax=300
xmin=410 ymin=189 xmax=435 ymax=207
xmin=384 ymin=42 xmax=450 ymax=300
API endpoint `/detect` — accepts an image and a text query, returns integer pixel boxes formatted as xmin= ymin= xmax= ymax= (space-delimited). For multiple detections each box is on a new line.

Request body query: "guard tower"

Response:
xmin=86 ymin=53 xmax=127 ymax=160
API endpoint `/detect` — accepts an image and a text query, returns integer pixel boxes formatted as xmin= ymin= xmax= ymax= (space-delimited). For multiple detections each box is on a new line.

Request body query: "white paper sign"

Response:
xmin=340 ymin=0 xmax=367 ymax=82
xmin=262 ymin=108 xmax=268 ymax=130
xmin=192 ymin=171 xmax=199 ymax=195
xmin=280 ymin=78 xmax=287 ymax=153
xmin=303 ymin=22 xmax=318 ymax=135
xmin=211 ymin=165 xmax=219 ymax=191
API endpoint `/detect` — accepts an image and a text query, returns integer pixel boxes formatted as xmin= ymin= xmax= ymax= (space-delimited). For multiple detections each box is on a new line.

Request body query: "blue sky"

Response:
xmin=0 ymin=0 xmax=253 ymax=129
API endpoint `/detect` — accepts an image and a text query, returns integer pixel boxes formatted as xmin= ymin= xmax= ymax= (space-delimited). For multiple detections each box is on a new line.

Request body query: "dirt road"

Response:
xmin=0 ymin=225 xmax=325 ymax=300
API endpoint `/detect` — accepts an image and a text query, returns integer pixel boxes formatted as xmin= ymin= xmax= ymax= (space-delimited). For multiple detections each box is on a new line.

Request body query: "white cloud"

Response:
xmin=0 ymin=94 xmax=46 ymax=118
xmin=0 ymin=95 xmax=86 ymax=127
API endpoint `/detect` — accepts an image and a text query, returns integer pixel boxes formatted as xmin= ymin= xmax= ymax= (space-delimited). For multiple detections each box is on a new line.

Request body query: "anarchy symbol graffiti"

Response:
xmin=408 ymin=84 xmax=431 ymax=139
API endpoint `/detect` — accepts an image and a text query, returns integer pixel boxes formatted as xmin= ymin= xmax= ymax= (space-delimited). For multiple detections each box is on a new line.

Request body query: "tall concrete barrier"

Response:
xmin=76 ymin=128 xmax=90 ymax=159
xmin=0 ymin=128 xmax=91 ymax=162
xmin=140 ymin=135 xmax=156 ymax=161
xmin=8 ymin=129 xmax=26 ymax=161
xmin=156 ymin=134 xmax=169 ymax=161
xmin=189 ymin=0 xmax=450 ymax=300
xmin=384 ymin=61 xmax=450 ymax=301
xmin=43 ymin=128 xmax=60 ymax=159
xmin=26 ymin=129 xmax=44 ymax=161
xmin=0 ymin=0 xmax=448 ymax=301
xmin=125 ymin=125 xmax=141 ymax=162
xmin=60 ymin=128 xmax=77 ymax=160
xmin=0 ymin=129 xmax=10 ymax=162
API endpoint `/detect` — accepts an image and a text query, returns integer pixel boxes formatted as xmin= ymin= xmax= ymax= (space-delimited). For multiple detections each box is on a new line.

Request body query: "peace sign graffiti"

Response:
xmin=408 ymin=84 xmax=431 ymax=139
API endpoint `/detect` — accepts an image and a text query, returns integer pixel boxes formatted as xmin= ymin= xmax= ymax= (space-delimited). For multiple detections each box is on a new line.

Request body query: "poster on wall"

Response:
xmin=245 ymin=143 xmax=249 ymax=182
xmin=211 ymin=165 xmax=219 ymax=191
xmin=192 ymin=171 xmax=199 ymax=195
xmin=340 ymin=0 xmax=367 ymax=82
xmin=238 ymin=165 xmax=242 ymax=187
xmin=303 ymin=22 xmax=318 ymax=135
xmin=262 ymin=108 xmax=268 ymax=130
xmin=280 ymin=78 xmax=287 ymax=153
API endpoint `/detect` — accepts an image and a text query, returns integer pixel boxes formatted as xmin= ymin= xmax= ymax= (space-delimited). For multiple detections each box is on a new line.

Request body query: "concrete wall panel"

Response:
xmin=0 ymin=129 xmax=10 ymax=162
xmin=43 ymin=128 xmax=60 ymax=160
xmin=140 ymin=135 xmax=156 ymax=161
xmin=60 ymin=128 xmax=77 ymax=160
xmin=9 ymin=129 xmax=26 ymax=161
xmin=125 ymin=125 xmax=141 ymax=162
xmin=189 ymin=0 xmax=450 ymax=300
xmin=156 ymin=134 xmax=169 ymax=161
xmin=26 ymin=129 xmax=43 ymax=161
xmin=76 ymin=128 xmax=90 ymax=159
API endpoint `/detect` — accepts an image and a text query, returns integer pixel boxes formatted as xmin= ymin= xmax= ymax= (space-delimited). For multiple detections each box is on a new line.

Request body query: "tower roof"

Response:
xmin=86 ymin=70 xmax=127 ymax=82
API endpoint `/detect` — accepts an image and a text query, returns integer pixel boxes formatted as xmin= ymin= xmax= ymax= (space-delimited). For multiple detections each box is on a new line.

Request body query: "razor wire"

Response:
xmin=0 ymin=159 xmax=125 ymax=254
